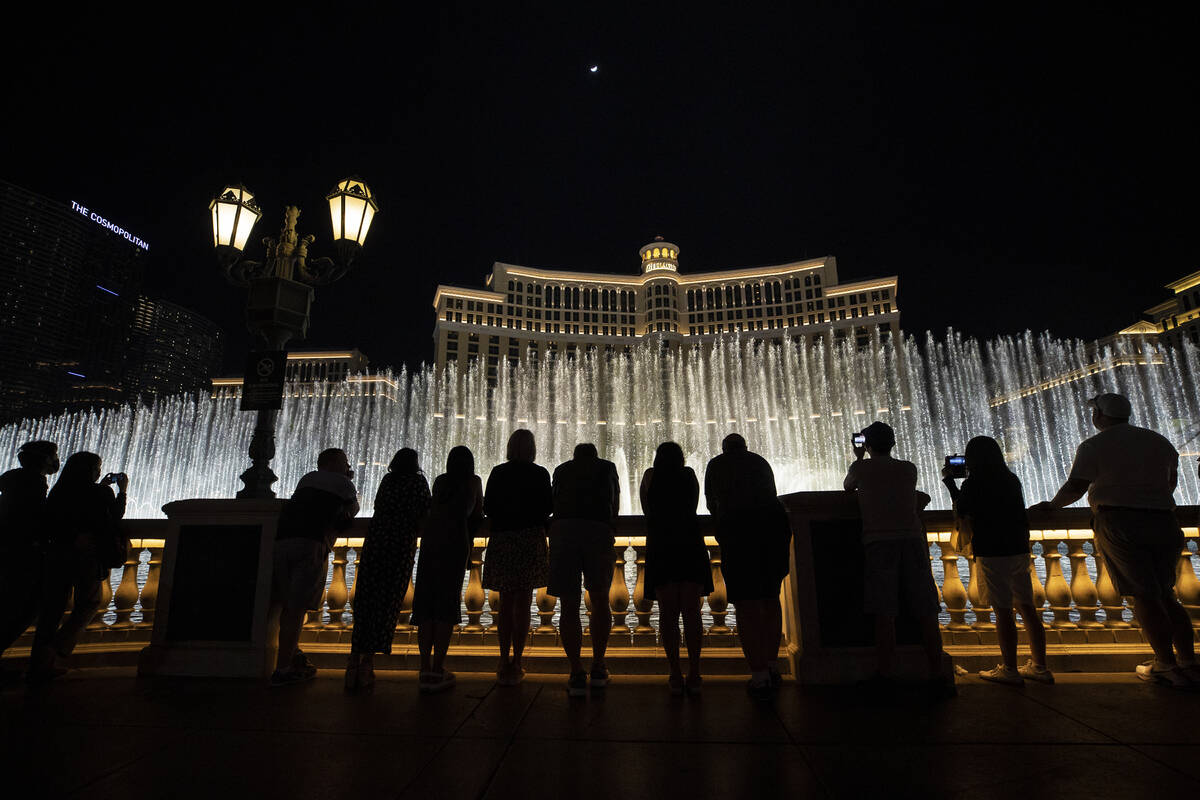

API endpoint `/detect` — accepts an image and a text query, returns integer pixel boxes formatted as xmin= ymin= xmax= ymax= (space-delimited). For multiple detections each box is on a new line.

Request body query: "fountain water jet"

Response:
xmin=2 ymin=331 xmax=1197 ymax=517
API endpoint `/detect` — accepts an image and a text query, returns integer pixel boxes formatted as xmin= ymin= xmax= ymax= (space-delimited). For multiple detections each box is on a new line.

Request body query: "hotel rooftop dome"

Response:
xmin=639 ymin=236 xmax=681 ymax=274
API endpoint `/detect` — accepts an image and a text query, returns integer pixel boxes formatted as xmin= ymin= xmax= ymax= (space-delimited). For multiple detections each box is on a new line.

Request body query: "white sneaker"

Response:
xmin=978 ymin=665 xmax=1024 ymax=686
xmin=1018 ymin=660 xmax=1055 ymax=684
xmin=1135 ymin=660 xmax=1191 ymax=689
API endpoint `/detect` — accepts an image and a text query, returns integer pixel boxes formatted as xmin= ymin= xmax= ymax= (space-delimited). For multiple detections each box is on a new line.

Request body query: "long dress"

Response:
xmin=411 ymin=474 xmax=483 ymax=625
xmin=640 ymin=467 xmax=714 ymax=600
xmin=350 ymin=471 xmax=430 ymax=654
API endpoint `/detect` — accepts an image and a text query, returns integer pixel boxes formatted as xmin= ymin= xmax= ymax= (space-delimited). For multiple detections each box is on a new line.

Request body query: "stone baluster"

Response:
xmin=346 ymin=546 xmax=359 ymax=611
xmin=1068 ymin=538 xmax=1102 ymax=628
xmin=112 ymin=550 xmax=140 ymax=629
xmin=1094 ymin=554 xmax=1130 ymax=628
xmin=1175 ymin=541 xmax=1200 ymax=627
xmin=583 ymin=588 xmax=594 ymax=634
xmin=487 ymin=588 xmax=501 ymax=629
xmin=326 ymin=544 xmax=350 ymax=628
xmin=631 ymin=542 xmax=656 ymax=642
xmin=137 ymin=542 xmax=163 ymax=628
xmin=1029 ymin=548 xmax=1047 ymax=613
xmin=535 ymin=586 xmax=557 ymax=636
xmin=938 ymin=539 xmax=970 ymax=631
xmin=463 ymin=543 xmax=486 ymax=632
xmin=966 ymin=557 xmax=995 ymax=630
xmin=88 ymin=570 xmax=114 ymax=629
xmin=1042 ymin=536 xmax=1077 ymax=629
xmin=609 ymin=544 xmax=631 ymax=640
xmin=707 ymin=544 xmax=731 ymax=635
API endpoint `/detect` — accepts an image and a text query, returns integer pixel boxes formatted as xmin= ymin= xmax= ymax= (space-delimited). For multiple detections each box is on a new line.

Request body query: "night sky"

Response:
xmin=6 ymin=4 xmax=1196 ymax=373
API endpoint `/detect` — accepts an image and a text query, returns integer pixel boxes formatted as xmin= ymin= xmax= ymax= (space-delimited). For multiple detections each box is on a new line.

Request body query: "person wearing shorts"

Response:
xmin=845 ymin=421 xmax=949 ymax=692
xmin=271 ymin=448 xmax=359 ymax=687
xmin=1036 ymin=393 xmax=1197 ymax=688
xmin=548 ymin=443 xmax=619 ymax=696
xmin=944 ymin=436 xmax=1052 ymax=686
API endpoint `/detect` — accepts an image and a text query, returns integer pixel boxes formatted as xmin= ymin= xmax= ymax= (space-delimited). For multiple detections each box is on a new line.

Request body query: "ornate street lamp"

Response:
xmin=211 ymin=178 xmax=378 ymax=498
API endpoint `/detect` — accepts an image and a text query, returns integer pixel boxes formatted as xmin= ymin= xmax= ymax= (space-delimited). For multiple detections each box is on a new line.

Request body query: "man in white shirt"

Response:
xmin=1035 ymin=393 xmax=1196 ymax=688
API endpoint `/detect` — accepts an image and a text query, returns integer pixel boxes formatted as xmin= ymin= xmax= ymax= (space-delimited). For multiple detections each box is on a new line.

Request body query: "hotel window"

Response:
xmin=883 ymin=302 xmax=891 ymax=313
xmin=881 ymin=288 xmax=890 ymax=300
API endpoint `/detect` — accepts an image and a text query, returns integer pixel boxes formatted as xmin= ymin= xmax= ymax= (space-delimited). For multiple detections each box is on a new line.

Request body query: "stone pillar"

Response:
xmin=138 ymin=541 xmax=164 ymax=629
xmin=1042 ymin=536 xmax=1077 ymax=629
xmin=707 ymin=543 xmax=733 ymax=640
xmin=609 ymin=544 xmax=631 ymax=641
xmin=463 ymin=543 xmax=486 ymax=632
xmin=631 ymin=542 xmax=656 ymax=644
xmin=1175 ymin=541 xmax=1200 ymax=627
xmin=1095 ymin=555 xmax=1131 ymax=628
xmin=326 ymin=544 xmax=350 ymax=629
xmin=112 ymin=550 xmax=141 ymax=629
xmin=1068 ymin=537 xmax=1102 ymax=628
xmin=939 ymin=539 xmax=970 ymax=632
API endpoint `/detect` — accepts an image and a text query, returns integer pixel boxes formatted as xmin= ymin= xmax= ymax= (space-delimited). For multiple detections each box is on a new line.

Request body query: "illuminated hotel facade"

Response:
xmin=432 ymin=238 xmax=900 ymax=378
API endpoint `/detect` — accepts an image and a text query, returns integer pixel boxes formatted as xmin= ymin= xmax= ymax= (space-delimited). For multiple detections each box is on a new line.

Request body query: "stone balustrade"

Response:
xmin=3 ymin=508 xmax=1197 ymax=655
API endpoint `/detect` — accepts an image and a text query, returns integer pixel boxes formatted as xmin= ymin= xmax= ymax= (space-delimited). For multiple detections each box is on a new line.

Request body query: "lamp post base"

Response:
xmin=237 ymin=463 xmax=279 ymax=499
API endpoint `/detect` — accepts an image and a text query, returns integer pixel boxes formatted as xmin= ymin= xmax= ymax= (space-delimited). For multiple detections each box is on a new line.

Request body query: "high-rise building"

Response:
xmin=123 ymin=296 xmax=224 ymax=399
xmin=431 ymin=237 xmax=900 ymax=380
xmin=0 ymin=180 xmax=220 ymax=420
xmin=1142 ymin=270 xmax=1200 ymax=349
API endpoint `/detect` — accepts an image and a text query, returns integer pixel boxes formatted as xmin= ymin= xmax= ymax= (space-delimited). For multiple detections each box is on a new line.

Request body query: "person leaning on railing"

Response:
xmin=412 ymin=446 xmax=482 ymax=694
xmin=345 ymin=448 xmax=430 ymax=692
xmin=1033 ymin=392 xmax=1198 ymax=688
xmin=482 ymin=429 xmax=552 ymax=687
xmin=942 ymin=436 xmax=1052 ymax=686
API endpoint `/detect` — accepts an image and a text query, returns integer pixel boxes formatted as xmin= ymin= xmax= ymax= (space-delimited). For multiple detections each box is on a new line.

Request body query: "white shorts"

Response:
xmin=977 ymin=553 xmax=1035 ymax=610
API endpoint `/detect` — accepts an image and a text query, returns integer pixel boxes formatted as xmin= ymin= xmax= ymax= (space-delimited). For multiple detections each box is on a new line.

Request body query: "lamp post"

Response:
xmin=209 ymin=179 xmax=378 ymax=498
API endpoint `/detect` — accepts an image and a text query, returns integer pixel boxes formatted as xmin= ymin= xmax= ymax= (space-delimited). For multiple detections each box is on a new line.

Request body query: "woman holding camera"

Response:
xmin=942 ymin=436 xmax=1052 ymax=686
xmin=28 ymin=452 xmax=128 ymax=681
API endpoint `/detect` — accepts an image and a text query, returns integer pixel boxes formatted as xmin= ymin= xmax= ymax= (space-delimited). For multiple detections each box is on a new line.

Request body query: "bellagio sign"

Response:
xmin=70 ymin=200 xmax=150 ymax=251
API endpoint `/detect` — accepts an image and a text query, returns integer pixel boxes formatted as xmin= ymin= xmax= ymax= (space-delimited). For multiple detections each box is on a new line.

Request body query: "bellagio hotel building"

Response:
xmin=432 ymin=238 xmax=900 ymax=379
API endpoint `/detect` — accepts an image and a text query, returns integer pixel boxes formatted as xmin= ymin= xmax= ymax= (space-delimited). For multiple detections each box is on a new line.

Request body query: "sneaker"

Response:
xmin=566 ymin=670 xmax=588 ymax=697
xmin=979 ymin=665 xmax=1024 ymax=686
xmin=589 ymin=664 xmax=610 ymax=690
xmin=420 ymin=670 xmax=457 ymax=694
xmin=668 ymin=673 xmax=685 ymax=696
xmin=1179 ymin=663 xmax=1200 ymax=685
xmin=1136 ymin=660 xmax=1192 ymax=689
xmin=685 ymin=673 xmax=703 ymax=695
xmin=1018 ymin=660 xmax=1055 ymax=684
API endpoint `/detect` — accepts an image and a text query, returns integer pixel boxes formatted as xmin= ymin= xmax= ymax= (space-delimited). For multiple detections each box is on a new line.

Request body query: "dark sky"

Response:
xmin=6 ymin=3 xmax=1196 ymax=372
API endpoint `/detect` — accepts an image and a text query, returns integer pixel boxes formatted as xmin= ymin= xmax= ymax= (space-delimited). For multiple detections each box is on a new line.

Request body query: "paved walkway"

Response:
xmin=2 ymin=668 xmax=1198 ymax=798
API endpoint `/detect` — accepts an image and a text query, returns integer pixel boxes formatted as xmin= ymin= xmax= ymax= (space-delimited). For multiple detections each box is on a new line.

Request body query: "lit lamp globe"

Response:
xmin=209 ymin=184 xmax=262 ymax=262
xmin=326 ymin=178 xmax=378 ymax=264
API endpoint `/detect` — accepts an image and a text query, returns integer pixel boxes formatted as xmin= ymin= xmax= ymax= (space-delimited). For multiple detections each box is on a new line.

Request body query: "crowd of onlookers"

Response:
xmin=2 ymin=391 xmax=1197 ymax=694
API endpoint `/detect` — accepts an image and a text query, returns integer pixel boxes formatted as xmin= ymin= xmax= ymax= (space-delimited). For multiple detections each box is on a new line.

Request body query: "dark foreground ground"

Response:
xmin=1 ymin=667 xmax=1198 ymax=799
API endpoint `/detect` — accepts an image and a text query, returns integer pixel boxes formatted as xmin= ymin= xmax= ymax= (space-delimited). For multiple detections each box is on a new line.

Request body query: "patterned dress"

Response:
xmin=350 ymin=471 xmax=430 ymax=654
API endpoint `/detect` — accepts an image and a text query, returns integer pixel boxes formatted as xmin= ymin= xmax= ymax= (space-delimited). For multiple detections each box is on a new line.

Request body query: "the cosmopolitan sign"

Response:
xmin=70 ymin=201 xmax=150 ymax=251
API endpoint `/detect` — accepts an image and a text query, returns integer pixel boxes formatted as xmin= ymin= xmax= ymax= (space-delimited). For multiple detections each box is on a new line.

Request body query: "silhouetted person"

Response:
xmin=272 ymin=448 xmax=358 ymax=687
xmin=844 ymin=421 xmax=949 ymax=693
xmin=1033 ymin=393 xmax=1198 ymax=687
xmin=943 ymin=436 xmax=1052 ymax=685
xmin=0 ymin=440 xmax=59 ymax=660
xmin=412 ymin=446 xmax=482 ymax=693
xmin=550 ymin=442 xmax=620 ymax=696
xmin=642 ymin=441 xmax=712 ymax=695
xmin=28 ymin=452 xmax=127 ymax=681
xmin=704 ymin=433 xmax=790 ymax=697
xmin=483 ymin=429 xmax=552 ymax=686
xmin=346 ymin=448 xmax=430 ymax=691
